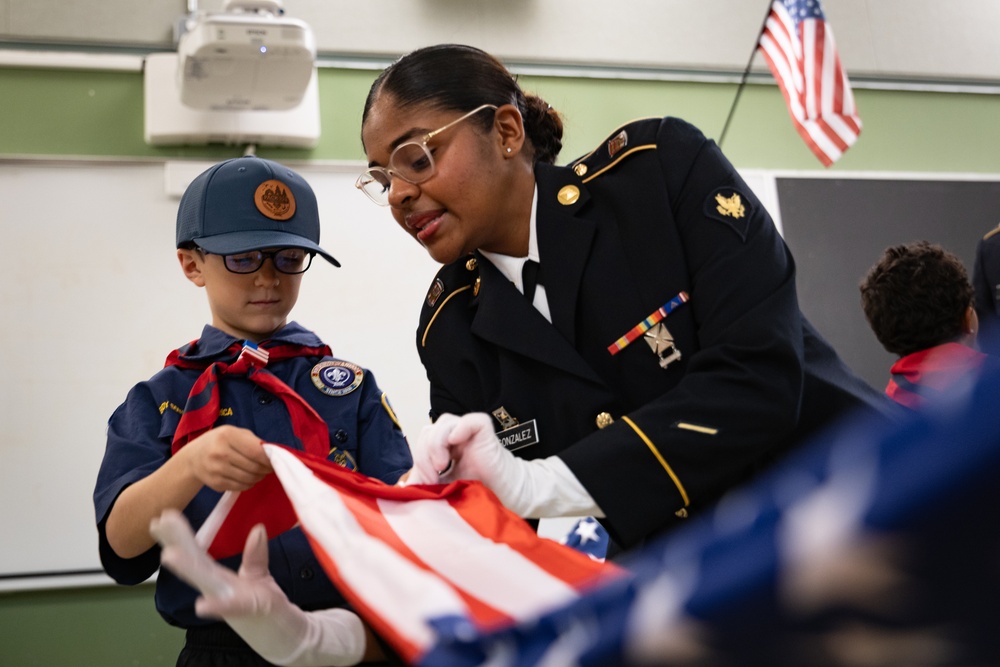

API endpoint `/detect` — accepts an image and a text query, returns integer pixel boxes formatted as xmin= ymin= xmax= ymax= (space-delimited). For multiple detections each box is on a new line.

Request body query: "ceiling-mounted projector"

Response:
xmin=176 ymin=0 xmax=316 ymax=111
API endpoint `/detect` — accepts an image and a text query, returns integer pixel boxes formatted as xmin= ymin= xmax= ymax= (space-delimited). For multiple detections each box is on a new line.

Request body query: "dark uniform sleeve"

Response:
xmin=94 ymin=382 xmax=174 ymax=584
xmin=559 ymin=118 xmax=808 ymax=548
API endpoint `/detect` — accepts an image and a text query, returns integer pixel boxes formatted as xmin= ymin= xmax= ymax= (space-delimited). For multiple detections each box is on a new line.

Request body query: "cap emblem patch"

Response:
xmin=255 ymin=180 xmax=296 ymax=221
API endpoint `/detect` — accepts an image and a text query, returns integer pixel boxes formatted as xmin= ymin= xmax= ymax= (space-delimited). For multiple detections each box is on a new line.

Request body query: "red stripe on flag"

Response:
xmin=201 ymin=474 xmax=297 ymax=559
xmin=198 ymin=445 xmax=624 ymax=664
xmin=336 ymin=489 xmax=516 ymax=629
xmin=448 ymin=487 xmax=614 ymax=590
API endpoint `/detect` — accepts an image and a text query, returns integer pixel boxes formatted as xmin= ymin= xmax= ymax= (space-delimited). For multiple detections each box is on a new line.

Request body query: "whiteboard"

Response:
xmin=0 ymin=159 xmax=438 ymax=586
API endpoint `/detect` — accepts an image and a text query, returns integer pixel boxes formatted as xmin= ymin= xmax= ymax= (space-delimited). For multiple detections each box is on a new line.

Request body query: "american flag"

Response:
xmin=236 ymin=342 xmax=270 ymax=368
xmin=196 ymin=446 xmax=622 ymax=665
xmin=757 ymin=0 xmax=861 ymax=166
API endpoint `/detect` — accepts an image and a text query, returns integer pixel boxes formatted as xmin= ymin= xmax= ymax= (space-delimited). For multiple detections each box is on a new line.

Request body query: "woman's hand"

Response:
xmin=402 ymin=413 xmax=602 ymax=518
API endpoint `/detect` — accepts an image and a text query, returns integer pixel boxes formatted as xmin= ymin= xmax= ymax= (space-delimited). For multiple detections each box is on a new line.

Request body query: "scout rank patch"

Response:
xmin=311 ymin=360 xmax=364 ymax=396
xmin=329 ymin=447 xmax=357 ymax=471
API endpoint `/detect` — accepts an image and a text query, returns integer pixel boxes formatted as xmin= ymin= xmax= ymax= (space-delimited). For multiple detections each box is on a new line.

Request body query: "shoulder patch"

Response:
xmin=381 ymin=392 xmax=402 ymax=430
xmin=704 ymin=187 xmax=753 ymax=242
xmin=569 ymin=117 xmax=660 ymax=183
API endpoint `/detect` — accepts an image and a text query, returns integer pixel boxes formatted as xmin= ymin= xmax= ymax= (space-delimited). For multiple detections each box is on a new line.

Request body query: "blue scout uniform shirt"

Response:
xmin=94 ymin=322 xmax=413 ymax=628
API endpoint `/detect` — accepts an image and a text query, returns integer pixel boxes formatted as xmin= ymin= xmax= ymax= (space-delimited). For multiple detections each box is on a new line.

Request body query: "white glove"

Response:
xmin=150 ymin=509 xmax=366 ymax=667
xmin=404 ymin=412 xmax=604 ymax=519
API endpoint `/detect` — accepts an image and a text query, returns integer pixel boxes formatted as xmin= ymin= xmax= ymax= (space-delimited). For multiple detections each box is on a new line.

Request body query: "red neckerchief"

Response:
xmin=164 ymin=339 xmax=333 ymax=456
xmin=887 ymin=342 xmax=986 ymax=409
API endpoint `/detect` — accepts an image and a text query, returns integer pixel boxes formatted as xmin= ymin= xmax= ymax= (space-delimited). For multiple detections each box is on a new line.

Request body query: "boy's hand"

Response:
xmin=184 ymin=425 xmax=273 ymax=492
xmin=151 ymin=509 xmax=367 ymax=666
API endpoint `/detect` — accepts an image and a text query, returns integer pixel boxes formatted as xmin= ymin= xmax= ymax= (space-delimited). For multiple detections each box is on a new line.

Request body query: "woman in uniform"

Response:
xmin=359 ymin=43 xmax=895 ymax=552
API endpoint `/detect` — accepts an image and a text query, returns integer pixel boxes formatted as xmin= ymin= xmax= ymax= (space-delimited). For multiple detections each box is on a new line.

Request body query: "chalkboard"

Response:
xmin=0 ymin=159 xmax=438 ymax=589
xmin=776 ymin=175 xmax=1000 ymax=391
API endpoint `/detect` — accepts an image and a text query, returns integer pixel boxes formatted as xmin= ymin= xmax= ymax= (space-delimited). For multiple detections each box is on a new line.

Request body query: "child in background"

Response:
xmin=860 ymin=240 xmax=987 ymax=409
xmin=94 ymin=156 xmax=412 ymax=666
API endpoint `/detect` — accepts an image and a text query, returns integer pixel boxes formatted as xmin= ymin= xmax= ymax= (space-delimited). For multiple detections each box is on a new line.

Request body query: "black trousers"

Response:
xmin=177 ymin=624 xmax=278 ymax=667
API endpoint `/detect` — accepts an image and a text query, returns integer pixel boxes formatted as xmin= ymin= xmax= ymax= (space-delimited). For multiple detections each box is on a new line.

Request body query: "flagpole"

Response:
xmin=718 ymin=0 xmax=776 ymax=149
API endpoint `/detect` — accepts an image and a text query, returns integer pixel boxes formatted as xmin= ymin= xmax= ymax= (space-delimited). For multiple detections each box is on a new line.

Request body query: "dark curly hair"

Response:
xmin=361 ymin=44 xmax=564 ymax=165
xmin=859 ymin=241 xmax=974 ymax=357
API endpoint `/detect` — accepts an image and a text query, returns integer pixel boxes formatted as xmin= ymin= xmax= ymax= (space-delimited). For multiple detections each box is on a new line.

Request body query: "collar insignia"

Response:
xmin=607 ymin=130 xmax=628 ymax=158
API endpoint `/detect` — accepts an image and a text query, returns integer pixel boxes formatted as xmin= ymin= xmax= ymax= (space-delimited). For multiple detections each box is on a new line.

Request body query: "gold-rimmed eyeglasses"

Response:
xmin=355 ymin=104 xmax=498 ymax=206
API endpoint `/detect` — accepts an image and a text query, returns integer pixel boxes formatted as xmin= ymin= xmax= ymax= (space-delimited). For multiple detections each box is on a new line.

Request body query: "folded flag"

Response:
xmin=196 ymin=447 xmax=623 ymax=665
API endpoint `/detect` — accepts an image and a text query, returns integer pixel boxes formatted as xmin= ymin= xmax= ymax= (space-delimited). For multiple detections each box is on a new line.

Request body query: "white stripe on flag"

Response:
xmin=802 ymin=20 xmax=819 ymax=119
xmin=265 ymin=445 xmax=467 ymax=655
xmin=196 ymin=489 xmax=240 ymax=550
xmin=378 ymin=496 xmax=582 ymax=619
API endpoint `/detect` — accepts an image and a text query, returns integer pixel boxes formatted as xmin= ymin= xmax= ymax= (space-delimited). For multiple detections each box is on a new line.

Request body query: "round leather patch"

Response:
xmin=254 ymin=180 xmax=296 ymax=220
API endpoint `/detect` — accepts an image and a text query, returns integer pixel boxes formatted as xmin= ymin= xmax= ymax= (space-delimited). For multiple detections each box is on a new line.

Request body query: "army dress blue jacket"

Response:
xmin=417 ymin=116 xmax=896 ymax=552
xmin=94 ymin=322 xmax=413 ymax=627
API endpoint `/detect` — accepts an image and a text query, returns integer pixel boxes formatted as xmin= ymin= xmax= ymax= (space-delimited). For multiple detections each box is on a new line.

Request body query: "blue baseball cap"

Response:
xmin=176 ymin=156 xmax=340 ymax=267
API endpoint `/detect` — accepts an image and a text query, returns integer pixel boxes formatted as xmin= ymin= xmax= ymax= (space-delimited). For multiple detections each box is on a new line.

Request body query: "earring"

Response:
xmin=506 ymin=147 xmax=512 ymax=154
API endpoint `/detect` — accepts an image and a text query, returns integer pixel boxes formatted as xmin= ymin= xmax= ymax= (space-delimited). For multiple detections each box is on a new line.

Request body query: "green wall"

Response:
xmin=2 ymin=62 xmax=999 ymax=665
xmin=0 ymin=584 xmax=183 ymax=665
xmin=4 ymin=65 xmax=1000 ymax=173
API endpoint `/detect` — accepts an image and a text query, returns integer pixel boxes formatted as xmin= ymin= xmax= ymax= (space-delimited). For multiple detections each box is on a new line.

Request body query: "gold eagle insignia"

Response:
xmin=715 ymin=193 xmax=745 ymax=219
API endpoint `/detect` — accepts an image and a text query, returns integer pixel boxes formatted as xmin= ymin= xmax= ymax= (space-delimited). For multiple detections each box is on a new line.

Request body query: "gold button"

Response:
xmin=675 ymin=508 xmax=688 ymax=519
xmin=573 ymin=163 xmax=588 ymax=177
xmin=557 ymin=185 xmax=580 ymax=206
xmin=473 ymin=277 xmax=481 ymax=296
xmin=595 ymin=412 xmax=614 ymax=429
xmin=465 ymin=257 xmax=477 ymax=271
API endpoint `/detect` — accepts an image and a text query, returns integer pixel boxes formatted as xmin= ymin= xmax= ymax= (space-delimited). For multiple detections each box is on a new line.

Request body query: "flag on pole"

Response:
xmin=757 ymin=0 xmax=861 ymax=166
xmin=196 ymin=446 xmax=623 ymax=666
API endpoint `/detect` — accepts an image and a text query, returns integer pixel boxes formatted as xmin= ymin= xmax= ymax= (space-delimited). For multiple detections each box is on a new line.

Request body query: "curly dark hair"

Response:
xmin=361 ymin=44 xmax=564 ymax=165
xmin=859 ymin=241 xmax=974 ymax=357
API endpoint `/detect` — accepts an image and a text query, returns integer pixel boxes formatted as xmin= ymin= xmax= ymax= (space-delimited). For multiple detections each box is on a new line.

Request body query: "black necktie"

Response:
xmin=522 ymin=259 xmax=541 ymax=304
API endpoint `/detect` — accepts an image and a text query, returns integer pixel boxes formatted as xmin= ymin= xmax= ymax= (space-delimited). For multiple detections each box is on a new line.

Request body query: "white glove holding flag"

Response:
xmin=150 ymin=509 xmax=367 ymax=667
xmin=404 ymin=412 xmax=604 ymax=519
